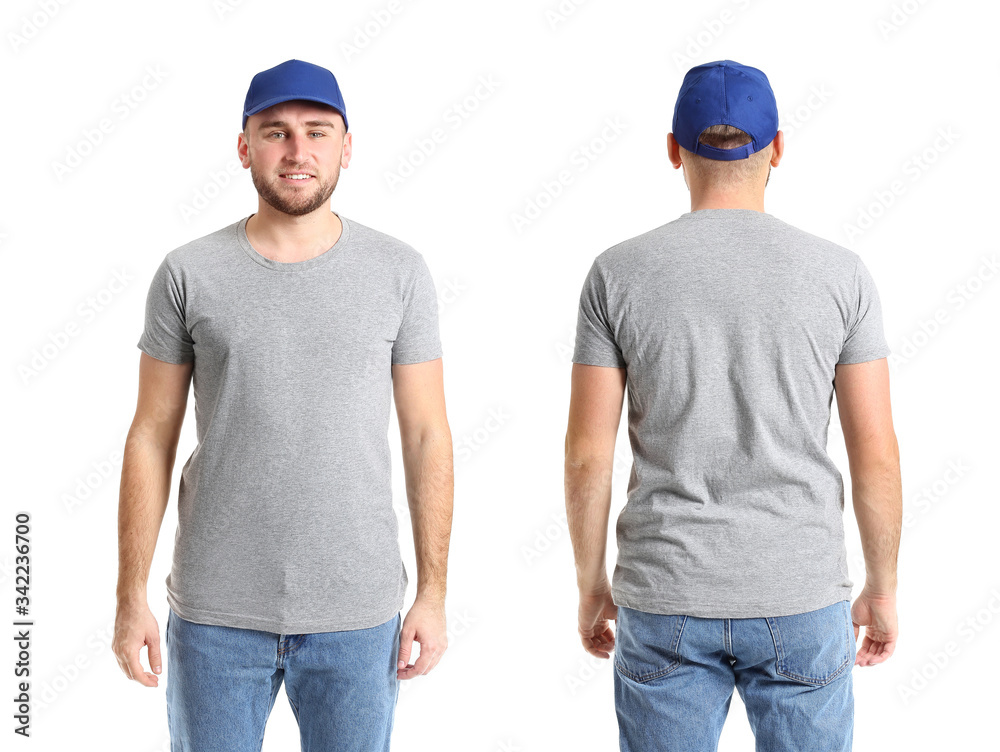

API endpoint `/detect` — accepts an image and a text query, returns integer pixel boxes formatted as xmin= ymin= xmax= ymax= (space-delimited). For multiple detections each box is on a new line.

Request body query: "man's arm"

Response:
xmin=112 ymin=352 xmax=192 ymax=687
xmin=834 ymin=358 xmax=902 ymax=666
xmin=391 ymin=357 xmax=453 ymax=679
xmin=565 ymin=363 xmax=626 ymax=658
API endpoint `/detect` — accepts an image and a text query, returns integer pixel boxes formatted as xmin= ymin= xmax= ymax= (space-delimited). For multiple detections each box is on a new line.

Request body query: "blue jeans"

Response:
xmin=614 ymin=599 xmax=856 ymax=752
xmin=165 ymin=608 xmax=401 ymax=752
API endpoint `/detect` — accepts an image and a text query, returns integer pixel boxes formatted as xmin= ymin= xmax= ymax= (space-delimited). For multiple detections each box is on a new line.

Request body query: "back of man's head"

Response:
xmin=682 ymin=124 xmax=773 ymax=189
xmin=671 ymin=61 xmax=779 ymax=193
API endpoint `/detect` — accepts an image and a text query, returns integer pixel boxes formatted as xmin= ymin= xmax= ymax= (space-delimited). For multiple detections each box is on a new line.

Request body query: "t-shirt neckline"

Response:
xmin=236 ymin=211 xmax=351 ymax=272
xmin=679 ymin=208 xmax=775 ymax=220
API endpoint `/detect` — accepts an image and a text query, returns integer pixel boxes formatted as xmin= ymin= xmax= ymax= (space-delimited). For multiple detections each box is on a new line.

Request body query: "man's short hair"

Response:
xmin=682 ymin=124 xmax=772 ymax=186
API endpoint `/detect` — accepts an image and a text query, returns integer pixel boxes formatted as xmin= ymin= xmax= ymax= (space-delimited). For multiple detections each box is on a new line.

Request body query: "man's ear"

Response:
xmin=666 ymin=133 xmax=683 ymax=170
xmin=769 ymin=130 xmax=784 ymax=168
xmin=237 ymin=131 xmax=250 ymax=168
xmin=341 ymin=131 xmax=352 ymax=169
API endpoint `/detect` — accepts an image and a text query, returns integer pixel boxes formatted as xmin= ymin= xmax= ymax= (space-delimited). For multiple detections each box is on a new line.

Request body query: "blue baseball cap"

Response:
xmin=242 ymin=59 xmax=348 ymax=132
xmin=672 ymin=60 xmax=778 ymax=161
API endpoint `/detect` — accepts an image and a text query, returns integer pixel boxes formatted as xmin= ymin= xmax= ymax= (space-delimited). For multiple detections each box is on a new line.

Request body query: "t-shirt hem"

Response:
xmin=611 ymin=586 xmax=852 ymax=619
xmin=165 ymin=591 xmax=403 ymax=634
xmin=137 ymin=340 xmax=193 ymax=365
xmin=391 ymin=349 xmax=443 ymax=365
xmin=572 ymin=354 xmax=626 ymax=368
xmin=837 ymin=346 xmax=891 ymax=365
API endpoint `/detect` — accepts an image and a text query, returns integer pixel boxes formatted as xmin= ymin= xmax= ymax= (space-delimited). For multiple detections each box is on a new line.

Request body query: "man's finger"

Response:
xmin=408 ymin=648 xmax=435 ymax=677
xmin=126 ymin=650 xmax=157 ymax=687
xmin=148 ymin=634 xmax=162 ymax=675
xmin=397 ymin=629 xmax=414 ymax=670
xmin=583 ymin=640 xmax=612 ymax=659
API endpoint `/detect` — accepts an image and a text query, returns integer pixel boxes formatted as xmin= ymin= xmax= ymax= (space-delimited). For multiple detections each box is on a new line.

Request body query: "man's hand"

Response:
xmin=851 ymin=587 xmax=898 ymax=666
xmin=113 ymin=598 xmax=162 ymax=687
xmin=397 ymin=596 xmax=448 ymax=680
xmin=578 ymin=585 xmax=618 ymax=659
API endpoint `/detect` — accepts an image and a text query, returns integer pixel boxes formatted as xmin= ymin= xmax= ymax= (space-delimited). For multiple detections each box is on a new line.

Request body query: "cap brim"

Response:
xmin=243 ymin=95 xmax=347 ymax=130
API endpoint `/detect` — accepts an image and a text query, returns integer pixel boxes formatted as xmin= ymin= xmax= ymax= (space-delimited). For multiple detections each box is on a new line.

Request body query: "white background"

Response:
xmin=2 ymin=0 xmax=998 ymax=750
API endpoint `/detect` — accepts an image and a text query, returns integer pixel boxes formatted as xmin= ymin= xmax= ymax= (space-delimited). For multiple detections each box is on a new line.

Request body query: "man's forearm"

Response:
xmin=402 ymin=430 xmax=453 ymax=603
xmin=117 ymin=433 xmax=174 ymax=603
xmin=564 ymin=456 xmax=614 ymax=592
xmin=851 ymin=440 xmax=902 ymax=593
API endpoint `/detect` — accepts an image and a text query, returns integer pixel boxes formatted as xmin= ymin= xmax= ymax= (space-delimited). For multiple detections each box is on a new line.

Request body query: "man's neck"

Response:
xmin=687 ymin=189 xmax=766 ymax=213
xmin=245 ymin=204 xmax=343 ymax=263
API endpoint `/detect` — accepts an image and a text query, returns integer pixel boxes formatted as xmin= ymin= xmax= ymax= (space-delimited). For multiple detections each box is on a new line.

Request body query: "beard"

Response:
xmin=249 ymin=162 xmax=340 ymax=216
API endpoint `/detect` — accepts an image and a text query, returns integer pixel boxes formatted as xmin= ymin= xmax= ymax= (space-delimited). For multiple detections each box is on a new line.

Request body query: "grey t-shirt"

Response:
xmin=137 ymin=213 xmax=442 ymax=633
xmin=573 ymin=209 xmax=891 ymax=618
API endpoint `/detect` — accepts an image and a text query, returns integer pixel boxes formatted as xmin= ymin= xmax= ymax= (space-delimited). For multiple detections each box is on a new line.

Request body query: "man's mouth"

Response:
xmin=280 ymin=172 xmax=314 ymax=182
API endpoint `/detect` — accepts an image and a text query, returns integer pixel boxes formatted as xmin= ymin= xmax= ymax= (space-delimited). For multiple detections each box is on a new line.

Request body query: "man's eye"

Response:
xmin=310 ymin=132 xmax=325 ymax=137
xmin=269 ymin=132 xmax=285 ymax=139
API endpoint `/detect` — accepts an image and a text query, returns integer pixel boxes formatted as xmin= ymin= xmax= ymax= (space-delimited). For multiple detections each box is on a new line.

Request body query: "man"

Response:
xmin=564 ymin=60 xmax=901 ymax=752
xmin=112 ymin=59 xmax=454 ymax=751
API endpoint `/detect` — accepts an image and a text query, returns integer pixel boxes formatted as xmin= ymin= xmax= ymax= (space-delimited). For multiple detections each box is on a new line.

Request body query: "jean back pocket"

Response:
xmin=766 ymin=600 xmax=852 ymax=686
xmin=613 ymin=606 xmax=688 ymax=683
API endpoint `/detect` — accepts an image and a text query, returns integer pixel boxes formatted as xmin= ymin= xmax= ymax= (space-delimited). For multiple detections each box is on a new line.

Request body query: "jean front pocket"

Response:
xmin=613 ymin=606 xmax=687 ymax=683
xmin=765 ymin=600 xmax=852 ymax=687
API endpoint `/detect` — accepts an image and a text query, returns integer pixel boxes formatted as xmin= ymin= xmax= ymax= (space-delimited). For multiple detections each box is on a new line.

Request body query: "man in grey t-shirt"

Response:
xmin=565 ymin=61 xmax=901 ymax=751
xmin=112 ymin=59 xmax=454 ymax=751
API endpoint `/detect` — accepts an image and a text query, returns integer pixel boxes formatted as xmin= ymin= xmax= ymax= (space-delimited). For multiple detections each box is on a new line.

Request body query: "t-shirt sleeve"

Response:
xmin=838 ymin=257 xmax=891 ymax=364
xmin=573 ymin=259 xmax=626 ymax=368
xmin=136 ymin=256 xmax=195 ymax=364
xmin=391 ymin=254 xmax=443 ymax=365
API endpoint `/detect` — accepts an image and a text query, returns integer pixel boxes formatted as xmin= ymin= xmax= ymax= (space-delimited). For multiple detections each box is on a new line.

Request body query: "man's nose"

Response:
xmin=284 ymin=132 xmax=311 ymax=163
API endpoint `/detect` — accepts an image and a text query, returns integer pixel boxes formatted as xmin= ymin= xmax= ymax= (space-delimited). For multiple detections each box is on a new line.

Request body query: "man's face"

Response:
xmin=239 ymin=100 xmax=350 ymax=216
